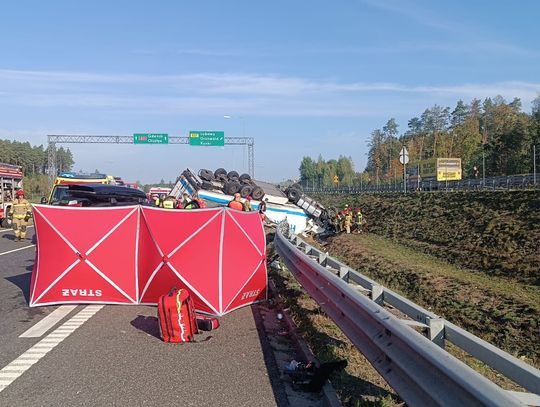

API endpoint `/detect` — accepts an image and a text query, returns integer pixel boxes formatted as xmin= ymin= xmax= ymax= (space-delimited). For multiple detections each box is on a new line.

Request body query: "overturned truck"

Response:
xmin=170 ymin=168 xmax=333 ymax=234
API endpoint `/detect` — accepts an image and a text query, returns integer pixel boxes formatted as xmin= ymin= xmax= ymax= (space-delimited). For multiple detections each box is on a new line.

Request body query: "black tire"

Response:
xmin=223 ymin=180 xmax=241 ymax=195
xmin=201 ymin=181 xmax=213 ymax=190
xmin=239 ymin=173 xmax=251 ymax=182
xmin=239 ymin=185 xmax=252 ymax=198
xmin=199 ymin=169 xmax=215 ymax=182
xmin=251 ymin=186 xmax=265 ymax=200
xmin=214 ymin=168 xmax=227 ymax=178
xmin=227 ymin=171 xmax=239 ymax=180
xmin=287 ymin=187 xmax=302 ymax=203
xmin=291 ymin=183 xmax=303 ymax=191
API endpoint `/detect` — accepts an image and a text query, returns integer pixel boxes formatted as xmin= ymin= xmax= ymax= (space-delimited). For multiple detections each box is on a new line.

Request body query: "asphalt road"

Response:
xmin=0 ymin=226 xmax=286 ymax=407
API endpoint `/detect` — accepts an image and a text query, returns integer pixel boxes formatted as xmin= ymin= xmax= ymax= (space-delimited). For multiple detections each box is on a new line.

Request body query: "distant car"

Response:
xmin=47 ymin=184 xmax=149 ymax=207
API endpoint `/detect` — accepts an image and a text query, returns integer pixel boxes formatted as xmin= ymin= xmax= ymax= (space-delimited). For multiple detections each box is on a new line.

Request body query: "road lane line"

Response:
xmin=0 ymin=245 xmax=35 ymax=257
xmin=19 ymin=305 xmax=77 ymax=338
xmin=0 ymin=305 xmax=103 ymax=393
xmin=0 ymin=225 xmax=34 ymax=233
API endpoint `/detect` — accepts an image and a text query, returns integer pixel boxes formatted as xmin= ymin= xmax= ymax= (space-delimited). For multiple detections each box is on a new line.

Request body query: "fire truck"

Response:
xmin=0 ymin=163 xmax=24 ymax=227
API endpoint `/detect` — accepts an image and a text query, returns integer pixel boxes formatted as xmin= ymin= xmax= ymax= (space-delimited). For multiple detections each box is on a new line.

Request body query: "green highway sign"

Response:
xmin=189 ymin=131 xmax=225 ymax=146
xmin=133 ymin=133 xmax=169 ymax=144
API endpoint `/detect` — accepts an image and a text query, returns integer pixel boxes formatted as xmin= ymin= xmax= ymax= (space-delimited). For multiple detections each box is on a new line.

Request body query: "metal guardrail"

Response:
xmin=302 ymin=174 xmax=539 ymax=194
xmin=274 ymin=227 xmax=540 ymax=406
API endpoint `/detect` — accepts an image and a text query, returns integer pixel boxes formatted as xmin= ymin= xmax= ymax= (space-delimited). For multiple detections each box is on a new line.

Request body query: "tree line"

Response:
xmin=0 ymin=139 xmax=74 ymax=197
xmin=299 ymin=94 xmax=540 ymax=187
xmin=367 ymin=95 xmax=540 ymax=182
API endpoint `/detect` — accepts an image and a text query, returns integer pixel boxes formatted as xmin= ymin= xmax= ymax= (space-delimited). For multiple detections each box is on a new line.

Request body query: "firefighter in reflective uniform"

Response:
xmin=336 ymin=212 xmax=344 ymax=233
xmin=9 ymin=190 xmax=32 ymax=242
xmin=354 ymin=208 xmax=363 ymax=233
xmin=344 ymin=210 xmax=353 ymax=234
xmin=243 ymin=195 xmax=253 ymax=212
xmin=162 ymin=196 xmax=177 ymax=209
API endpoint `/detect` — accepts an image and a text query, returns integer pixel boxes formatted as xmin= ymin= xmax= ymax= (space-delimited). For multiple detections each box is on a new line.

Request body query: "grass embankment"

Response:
xmin=311 ymin=191 xmax=539 ymax=364
xmin=316 ymin=191 xmax=540 ymax=286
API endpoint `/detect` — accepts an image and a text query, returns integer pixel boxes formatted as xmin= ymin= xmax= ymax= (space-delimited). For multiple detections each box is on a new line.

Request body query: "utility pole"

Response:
xmin=483 ymin=151 xmax=486 ymax=187
xmin=534 ymin=144 xmax=537 ymax=185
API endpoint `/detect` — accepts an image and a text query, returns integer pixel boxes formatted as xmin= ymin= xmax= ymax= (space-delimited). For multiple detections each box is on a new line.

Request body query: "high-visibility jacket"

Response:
xmin=10 ymin=198 xmax=32 ymax=219
xmin=243 ymin=201 xmax=253 ymax=212
xmin=228 ymin=200 xmax=243 ymax=211
xmin=163 ymin=200 xmax=175 ymax=209
xmin=356 ymin=213 xmax=363 ymax=224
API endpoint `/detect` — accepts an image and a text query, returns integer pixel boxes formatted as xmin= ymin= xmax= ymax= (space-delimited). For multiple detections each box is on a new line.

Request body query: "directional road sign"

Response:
xmin=189 ymin=131 xmax=225 ymax=146
xmin=399 ymin=146 xmax=409 ymax=165
xmin=133 ymin=133 xmax=169 ymax=144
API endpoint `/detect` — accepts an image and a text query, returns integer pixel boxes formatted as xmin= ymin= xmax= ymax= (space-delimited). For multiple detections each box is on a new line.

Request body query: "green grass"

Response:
xmin=359 ymin=233 xmax=540 ymax=309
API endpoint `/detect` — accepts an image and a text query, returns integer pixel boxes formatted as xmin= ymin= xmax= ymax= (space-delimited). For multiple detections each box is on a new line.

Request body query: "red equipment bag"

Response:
xmin=157 ymin=287 xmax=199 ymax=343
xmin=196 ymin=315 xmax=220 ymax=332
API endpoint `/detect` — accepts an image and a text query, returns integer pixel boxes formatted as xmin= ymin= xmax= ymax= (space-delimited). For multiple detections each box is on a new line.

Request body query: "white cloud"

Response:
xmin=0 ymin=69 xmax=538 ymax=116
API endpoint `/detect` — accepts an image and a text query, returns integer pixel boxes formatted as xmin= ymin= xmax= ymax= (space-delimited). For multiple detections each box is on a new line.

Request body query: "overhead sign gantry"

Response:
xmin=47 ymin=134 xmax=255 ymax=184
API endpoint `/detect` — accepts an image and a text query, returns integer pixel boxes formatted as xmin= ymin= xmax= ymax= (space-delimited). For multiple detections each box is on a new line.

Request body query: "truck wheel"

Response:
xmin=291 ymin=183 xmax=303 ymax=191
xmin=216 ymin=174 xmax=228 ymax=182
xmin=251 ymin=186 xmax=265 ymax=200
xmin=239 ymin=185 xmax=252 ymax=198
xmin=223 ymin=181 xmax=241 ymax=195
xmin=199 ymin=169 xmax=215 ymax=182
xmin=287 ymin=187 xmax=302 ymax=203
xmin=227 ymin=171 xmax=239 ymax=180
xmin=214 ymin=168 xmax=227 ymax=178
xmin=239 ymin=173 xmax=251 ymax=183
xmin=201 ymin=181 xmax=213 ymax=190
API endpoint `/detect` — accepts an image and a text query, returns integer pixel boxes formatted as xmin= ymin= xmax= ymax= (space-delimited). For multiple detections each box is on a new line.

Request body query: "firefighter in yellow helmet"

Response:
xmin=9 ymin=190 xmax=32 ymax=242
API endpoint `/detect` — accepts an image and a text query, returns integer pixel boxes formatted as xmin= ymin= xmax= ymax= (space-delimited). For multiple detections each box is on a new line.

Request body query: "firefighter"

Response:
xmin=354 ymin=208 xmax=363 ymax=233
xmin=162 ymin=195 xmax=177 ymax=209
xmin=191 ymin=192 xmax=207 ymax=208
xmin=228 ymin=193 xmax=244 ymax=211
xmin=344 ymin=210 xmax=353 ymax=234
xmin=243 ymin=195 xmax=253 ymax=212
xmin=336 ymin=212 xmax=344 ymax=233
xmin=9 ymin=190 xmax=32 ymax=242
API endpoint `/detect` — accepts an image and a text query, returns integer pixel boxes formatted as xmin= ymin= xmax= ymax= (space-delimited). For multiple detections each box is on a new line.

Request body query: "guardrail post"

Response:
xmin=371 ymin=284 xmax=384 ymax=305
xmin=339 ymin=266 xmax=349 ymax=282
xmin=318 ymin=252 xmax=327 ymax=266
xmin=428 ymin=317 xmax=445 ymax=348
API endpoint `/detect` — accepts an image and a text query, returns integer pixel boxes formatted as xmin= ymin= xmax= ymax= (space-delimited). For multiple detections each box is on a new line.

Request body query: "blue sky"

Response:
xmin=1 ymin=0 xmax=539 ymax=183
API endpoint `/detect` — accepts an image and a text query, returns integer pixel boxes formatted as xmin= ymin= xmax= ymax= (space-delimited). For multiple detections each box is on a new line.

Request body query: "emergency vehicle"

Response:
xmin=44 ymin=172 xmax=113 ymax=205
xmin=0 ymin=162 xmax=24 ymax=227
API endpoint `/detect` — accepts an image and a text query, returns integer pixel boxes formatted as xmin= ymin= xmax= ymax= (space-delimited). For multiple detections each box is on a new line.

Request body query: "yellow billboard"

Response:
xmin=436 ymin=158 xmax=462 ymax=181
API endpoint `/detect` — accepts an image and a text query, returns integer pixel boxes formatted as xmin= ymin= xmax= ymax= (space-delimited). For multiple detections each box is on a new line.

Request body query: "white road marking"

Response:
xmin=19 ymin=305 xmax=77 ymax=338
xmin=0 ymin=225 xmax=34 ymax=233
xmin=0 ymin=245 xmax=35 ymax=257
xmin=0 ymin=305 xmax=103 ymax=393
